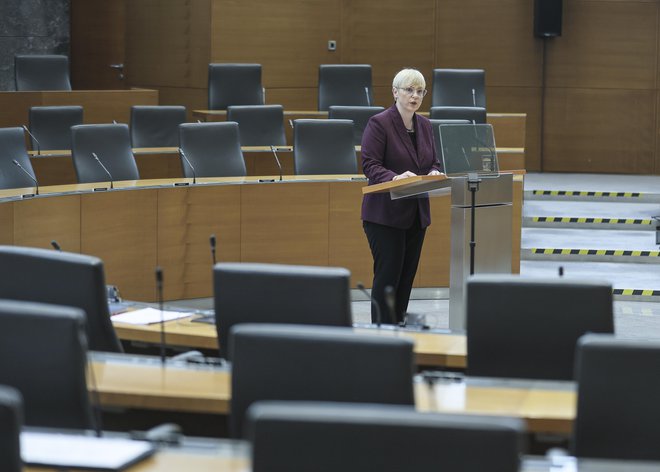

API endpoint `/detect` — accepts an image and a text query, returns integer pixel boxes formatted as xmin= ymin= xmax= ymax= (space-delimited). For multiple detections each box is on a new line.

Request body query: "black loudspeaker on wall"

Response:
xmin=534 ymin=0 xmax=563 ymax=38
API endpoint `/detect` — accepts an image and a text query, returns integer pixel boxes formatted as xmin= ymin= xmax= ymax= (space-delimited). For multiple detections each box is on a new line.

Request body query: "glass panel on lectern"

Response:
xmin=438 ymin=124 xmax=499 ymax=177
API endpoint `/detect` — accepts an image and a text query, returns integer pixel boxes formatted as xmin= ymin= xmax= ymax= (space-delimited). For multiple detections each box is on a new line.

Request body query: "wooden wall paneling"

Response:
xmin=126 ymin=0 xmax=211 ymax=89
xmin=328 ymin=181 xmax=373 ymax=287
xmin=210 ymin=0 xmax=341 ymax=89
xmin=543 ymin=88 xmax=656 ymax=174
xmin=0 ymin=92 xmax=40 ymax=128
xmin=656 ymin=91 xmax=660 ymax=175
xmin=488 ymin=87 xmax=542 ymax=171
xmin=240 ymin=182 xmax=330 ymax=266
xmin=70 ymin=0 xmax=127 ymax=90
xmin=155 ymin=86 xmax=208 ymax=120
xmin=157 ymin=185 xmax=241 ymax=300
xmin=545 ymin=1 xmax=657 ymax=90
xmin=0 ymin=203 xmax=13 ymax=245
xmin=341 ymin=0 xmax=436 ymax=89
xmin=417 ymin=194 xmax=451 ymax=287
xmin=81 ymin=189 xmax=158 ymax=301
xmin=13 ymin=195 xmax=81 ymax=252
xmin=434 ymin=0 xmax=543 ymax=88
xmin=263 ymin=88 xmax=318 ymax=111
xmin=41 ymin=90 xmax=159 ymax=125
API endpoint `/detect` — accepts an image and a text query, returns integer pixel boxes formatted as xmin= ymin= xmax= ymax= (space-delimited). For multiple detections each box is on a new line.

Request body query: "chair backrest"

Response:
xmin=208 ymin=63 xmax=264 ymax=110
xmin=15 ymin=55 xmax=71 ymax=91
xmin=573 ymin=334 xmax=660 ymax=461
xmin=432 ymin=69 xmax=486 ymax=108
xmin=293 ymin=119 xmax=357 ymax=175
xmin=0 ymin=299 xmax=93 ymax=429
xmin=230 ymin=324 xmax=415 ymax=438
xmin=318 ymin=64 xmax=373 ymax=111
xmin=214 ymin=262 xmax=352 ymax=359
xmin=28 ymin=106 xmax=84 ymax=151
xmin=466 ymin=275 xmax=613 ymax=381
xmin=0 ymin=127 xmax=36 ymax=190
xmin=328 ymin=106 xmax=384 ymax=145
xmin=429 ymin=106 xmax=487 ymax=124
xmin=178 ymin=122 xmax=246 ymax=177
xmin=71 ymin=124 xmax=140 ymax=183
xmin=247 ymin=401 xmax=525 ymax=472
xmin=226 ymin=105 xmax=287 ymax=146
xmin=0 ymin=385 xmax=22 ymax=472
xmin=0 ymin=245 xmax=122 ymax=353
xmin=130 ymin=105 xmax=187 ymax=148
xmin=429 ymin=119 xmax=471 ymax=172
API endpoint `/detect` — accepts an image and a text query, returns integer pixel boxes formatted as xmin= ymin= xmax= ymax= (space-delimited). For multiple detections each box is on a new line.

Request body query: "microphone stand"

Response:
xmin=467 ymin=172 xmax=482 ymax=276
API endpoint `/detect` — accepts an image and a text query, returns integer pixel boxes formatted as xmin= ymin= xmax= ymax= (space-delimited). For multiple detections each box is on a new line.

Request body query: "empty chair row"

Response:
xmin=208 ymin=63 xmax=486 ymax=110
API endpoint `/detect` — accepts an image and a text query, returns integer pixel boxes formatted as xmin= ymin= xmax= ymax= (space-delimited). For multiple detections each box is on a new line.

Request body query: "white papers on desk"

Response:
xmin=21 ymin=431 xmax=155 ymax=471
xmin=111 ymin=307 xmax=192 ymax=325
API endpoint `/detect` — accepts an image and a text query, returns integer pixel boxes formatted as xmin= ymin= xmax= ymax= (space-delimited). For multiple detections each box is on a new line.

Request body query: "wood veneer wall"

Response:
xmin=113 ymin=0 xmax=660 ymax=174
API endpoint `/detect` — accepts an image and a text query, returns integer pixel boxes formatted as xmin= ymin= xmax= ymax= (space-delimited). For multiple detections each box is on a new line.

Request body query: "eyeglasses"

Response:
xmin=398 ymin=87 xmax=427 ymax=98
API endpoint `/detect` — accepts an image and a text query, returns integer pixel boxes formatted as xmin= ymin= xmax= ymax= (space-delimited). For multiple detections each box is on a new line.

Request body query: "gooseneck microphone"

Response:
xmin=51 ymin=240 xmax=62 ymax=251
xmin=209 ymin=234 xmax=217 ymax=265
xmin=155 ymin=266 xmax=166 ymax=365
xmin=384 ymin=285 xmax=397 ymax=325
xmin=22 ymin=125 xmax=41 ymax=155
xmin=471 ymin=88 xmax=477 ymax=108
xmin=364 ymin=87 xmax=371 ymax=106
xmin=178 ymin=148 xmax=197 ymax=184
xmin=270 ymin=145 xmax=283 ymax=182
xmin=12 ymin=159 xmax=39 ymax=195
xmin=356 ymin=282 xmax=382 ymax=328
xmin=92 ymin=153 xmax=114 ymax=189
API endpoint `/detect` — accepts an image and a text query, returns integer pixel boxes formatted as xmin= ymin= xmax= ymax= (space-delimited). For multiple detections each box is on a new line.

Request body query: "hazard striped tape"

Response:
xmin=532 ymin=217 xmax=653 ymax=226
xmin=613 ymin=288 xmax=660 ymax=297
xmin=531 ymin=190 xmax=642 ymax=198
xmin=531 ymin=248 xmax=660 ymax=257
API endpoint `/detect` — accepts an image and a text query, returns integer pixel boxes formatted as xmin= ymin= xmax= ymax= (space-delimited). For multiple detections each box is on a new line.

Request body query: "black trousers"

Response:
xmin=363 ymin=214 xmax=427 ymax=325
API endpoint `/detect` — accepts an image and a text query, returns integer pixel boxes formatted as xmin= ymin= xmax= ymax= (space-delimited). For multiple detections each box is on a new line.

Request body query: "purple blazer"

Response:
xmin=361 ymin=105 xmax=441 ymax=229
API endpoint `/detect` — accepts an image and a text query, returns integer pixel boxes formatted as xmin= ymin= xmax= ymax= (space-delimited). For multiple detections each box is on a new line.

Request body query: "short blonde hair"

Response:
xmin=392 ymin=68 xmax=426 ymax=89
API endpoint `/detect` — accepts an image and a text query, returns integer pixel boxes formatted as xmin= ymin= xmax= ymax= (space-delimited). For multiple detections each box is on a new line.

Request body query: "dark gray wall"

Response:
xmin=0 ymin=0 xmax=70 ymax=91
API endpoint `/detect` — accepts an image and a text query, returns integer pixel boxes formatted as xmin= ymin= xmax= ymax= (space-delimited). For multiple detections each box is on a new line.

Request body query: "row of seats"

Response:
xmin=13 ymin=55 xmax=487 ymax=111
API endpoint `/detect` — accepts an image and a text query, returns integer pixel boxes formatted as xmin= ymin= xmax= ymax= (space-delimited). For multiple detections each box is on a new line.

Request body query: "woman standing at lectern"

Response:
xmin=361 ymin=68 xmax=443 ymax=325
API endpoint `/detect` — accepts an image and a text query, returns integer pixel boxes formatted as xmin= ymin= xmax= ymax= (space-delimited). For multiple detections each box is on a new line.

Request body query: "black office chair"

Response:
xmin=0 ymin=245 xmax=123 ymax=353
xmin=431 ymin=69 xmax=486 ymax=108
xmin=208 ymin=63 xmax=264 ymax=110
xmin=318 ymin=64 xmax=374 ymax=111
xmin=71 ymin=124 xmax=140 ymax=184
xmin=0 ymin=299 xmax=94 ymax=429
xmin=230 ymin=324 xmax=415 ymax=438
xmin=466 ymin=275 xmax=613 ymax=381
xmin=214 ymin=262 xmax=352 ymax=359
xmin=293 ymin=119 xmax=357 ymax=174
xmin=14 ymin=54 xmax=72 ymax=91
xmin=573 ymin=334 xmax=660 ymax=461
xmin=226 ymin=105 xmax=287 ymax=146
xmin=178 ymin=122 xmax=246 ymax=177
xmin=0 ymin=127 xmax=37 ymax=190
xmin=328 ymin=106 xmax=384 ymax=145
xmin=0 ymin=385 xmax=22 ymax=472
xmin=28 ymin=106 xmax=84 ymax=151
xmin=247 ymin=401 xmax=525 ymax=472
xmin=130 ymin=105 xmax=187 ymax=148
xmin=430 ymin=106 xmax=487 ymax=124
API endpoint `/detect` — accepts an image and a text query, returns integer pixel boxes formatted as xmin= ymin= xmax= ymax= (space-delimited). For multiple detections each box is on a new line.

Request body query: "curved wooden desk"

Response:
xmin=0 ymin=175 xmax=522 ymax=302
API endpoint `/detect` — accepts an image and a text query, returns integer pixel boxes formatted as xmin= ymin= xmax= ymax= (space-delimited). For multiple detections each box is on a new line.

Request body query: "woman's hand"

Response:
xmin=392 ymin=171 xmax=417 ymax=181
xmin=428 ymin=170 xmax=443 ymax=176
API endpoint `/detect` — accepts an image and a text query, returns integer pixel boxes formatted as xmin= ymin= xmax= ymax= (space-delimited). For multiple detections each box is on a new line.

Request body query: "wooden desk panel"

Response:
xmin=88 ymin=357 xmax=573 ymax=435
xmin=14 ymin=195 xmax=81 ymax=252
xmin=81 ymin=189 xmax=158 ymax=300
xmin=241 ymin=182 xmax=330 ymax=266
xmin=0 ymin=90 xmax=158 ymax=129
xmin=418 ymin=193 xmax=452 ymax=287
xmin=157 ymin=185 xmax=242 ymax=300
xmin=0 ymin=204 xmax=12 ymax=245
